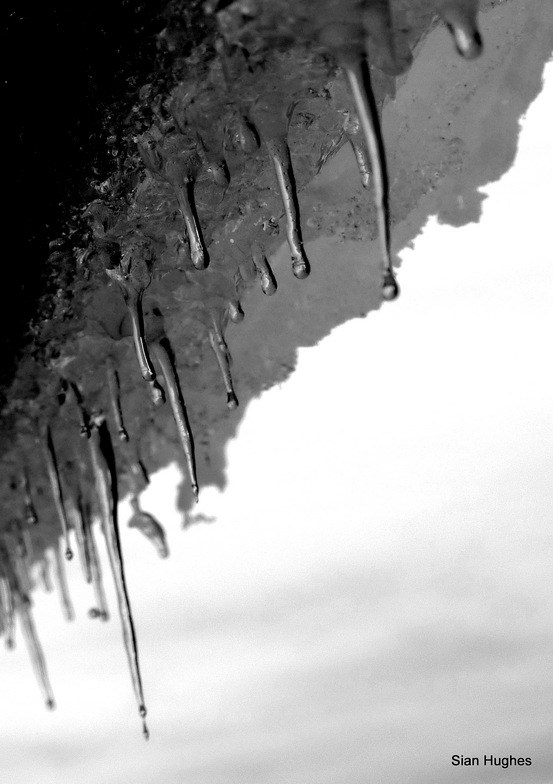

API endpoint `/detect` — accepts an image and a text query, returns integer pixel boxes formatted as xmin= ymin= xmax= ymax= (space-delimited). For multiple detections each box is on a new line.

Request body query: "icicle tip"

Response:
xmin=292 ymin=257 xmax=310 ymax=279
xmin=226 ymin=392 xmax=239 ymax=410
xmin=382 ymin=271 xmax=400 ymax=301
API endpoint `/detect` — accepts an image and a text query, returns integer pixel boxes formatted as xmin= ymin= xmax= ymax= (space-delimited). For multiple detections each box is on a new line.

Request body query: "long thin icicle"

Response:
xmin=38 ymin=557 xmax=54 ymax=593
xmin=106 ymin=360 xmax=129 ymax=442
xmin=151 ymin=342 xmax=199 ymax=503
xmin=128 ymin=289 xmax=156 ymax=382
xmin=43 ymin=426 xmax=74 ymax=560
xmin=174 ymin=181 xmax=207 ymax=271
xmin=344 ymin=58 xmax=399 ymax=300
xmin=14 ymin=551 xmax=32 ymax=597
xmin=81 ymin=501 xmax=109 ymax=622
xmin=16 ymin=596 xmax=56 ymax=710
xmin=0 ymin=574 xmax=15 ymax=649
xmin=69 ymin=382 xmax=91 ymax=438
xmin=0 ymin=541 xmax=24 ymax=650
xmin=208 ymin=324 xmax=239 ymax=410
xmin=73 ymin=495 xmax=92 ymax=584
xmin=51 ymin=541 xmax=75 ymax=622
xmin=88 ymin=413 xmax=149 ymax=737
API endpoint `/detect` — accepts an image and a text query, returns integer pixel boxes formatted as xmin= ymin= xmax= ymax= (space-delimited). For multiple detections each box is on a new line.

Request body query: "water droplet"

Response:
xmin=382 ymin=271 xmax=400 ymax=301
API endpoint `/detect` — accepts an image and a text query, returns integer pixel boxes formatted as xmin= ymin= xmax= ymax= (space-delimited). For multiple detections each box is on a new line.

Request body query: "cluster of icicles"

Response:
xmin=0 ymin=413 xmax=159 ymax=739
xmin=0 ymin=0 xmax=483 ymax=739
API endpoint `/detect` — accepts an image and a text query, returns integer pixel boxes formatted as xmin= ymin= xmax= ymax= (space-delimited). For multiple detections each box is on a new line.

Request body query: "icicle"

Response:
xmin=82 ymin=508 xmax=109 ymax=622
xmin=106 ymin=360 xmax=129 ymax=441
xmin=173 ymin=181 xmax=207 ymax=271
xmin=128 ymin=497 xmax=169 ymax=559
xmin=88 ymin=413 xmax=148 ymax=732
xmin=21 ymin=468 xmax=38 ymax=526
xmin=51 ymin=542 xmax=75 ymax=622
xmin=343 ymin=58 xmax=399 ymax=301
xmin=142 ymin=129 xmax=207 ymax=271
xmin=106 ymin=263 xmax=156 ymax=383
xmin=151 ymin=342 xmax=199 ymax=502
xmin=69 ymin=382 xmax=91 ymax=438
xmin=43 ymin=427 xmax=74 ymax=560
xmin=0 ymin=575 xmax=15 ymax=649
xmin=0 ymin=542 xmax=23 ymax=650
xmin=73 ymin=494 xmax=92 ymax=584
xmin=38 ymin=557 xmax=53 ymax=593
xmin=435 ymin=0 xmax=483 ymax=59
xmin=128 ymin=288 xmax=156 ymax=382
xmin=265 ymin=137 xmax=310 ymax=279
xmin=349 ymin=136 xmax=371 ymax=189
xmin=16 ymin=596 xmax=56 ymax=710
xmin=14 ymin=551 xmax=32 ymax=597
xmin=251 ymin=242 xmax=277 ymax=295
xmin=208 ymin=326 xmax=239 ymax=411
